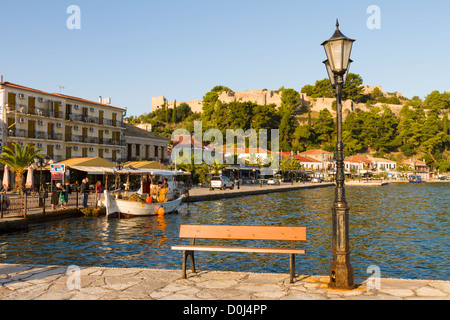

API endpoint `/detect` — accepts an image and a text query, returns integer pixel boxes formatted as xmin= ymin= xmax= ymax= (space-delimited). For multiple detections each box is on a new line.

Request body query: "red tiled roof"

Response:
xmin=292 ymin=155 xmax=321 ymax=162
xmin=1 ymin=82 xmax=126 ymax=111
xmin=299 ymin=149 xmax=332 ymax=155
xmin=222 ymin=146 xmax=271 ymax=154
xmin=401 ymin=159 xmax=427 ymax=166
xmin=345 ymin=156 xmax=372 ymax=163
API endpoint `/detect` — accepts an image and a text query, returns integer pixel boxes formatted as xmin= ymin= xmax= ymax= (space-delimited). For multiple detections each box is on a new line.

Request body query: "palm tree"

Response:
xmin=0 ymin=143 xmax=43 ymax=193
xmin=210 ymin=160 xmax=227 ymax=176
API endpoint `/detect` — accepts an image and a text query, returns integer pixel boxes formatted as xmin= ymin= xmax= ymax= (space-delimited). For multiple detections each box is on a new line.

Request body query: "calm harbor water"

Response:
xmin=0 ymin=183 xmax=448 ymax=281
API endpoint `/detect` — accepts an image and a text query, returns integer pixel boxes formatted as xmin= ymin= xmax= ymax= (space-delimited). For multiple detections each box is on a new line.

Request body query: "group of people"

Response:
xmin=50 ymin=177 xmax=104 ymax=210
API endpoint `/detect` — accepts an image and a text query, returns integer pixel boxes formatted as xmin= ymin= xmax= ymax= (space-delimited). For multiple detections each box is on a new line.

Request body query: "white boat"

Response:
xmin=104 ymin=191 xmax=184 ymax=219
xmin=102 ymin=168 xmax=190 ymax=219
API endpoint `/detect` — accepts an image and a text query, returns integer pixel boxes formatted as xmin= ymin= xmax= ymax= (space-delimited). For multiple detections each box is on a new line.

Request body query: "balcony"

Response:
xmin=65 ymin=134 xmax=99 ymax=144
xmin=8 ymin=129 xmax=63 ymax=140
xmin=65 ymin=113 xmax=124 ymax=128
xmin=8 ymin=129 xmax=27 ymax=138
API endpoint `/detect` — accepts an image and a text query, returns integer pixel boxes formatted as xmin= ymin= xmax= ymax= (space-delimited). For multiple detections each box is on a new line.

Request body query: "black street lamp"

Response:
xmin=33 ymin=156 xmax=53 ymax=207
xmin=322 ymin=19 xmax=355 ymax=290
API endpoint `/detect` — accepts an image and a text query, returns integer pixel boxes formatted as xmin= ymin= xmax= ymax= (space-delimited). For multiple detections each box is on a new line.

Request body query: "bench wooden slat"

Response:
xmin=178 ymin=225 xmax=307 ymax=241
xmin=171 ymin=245 xmax=306 ymax=255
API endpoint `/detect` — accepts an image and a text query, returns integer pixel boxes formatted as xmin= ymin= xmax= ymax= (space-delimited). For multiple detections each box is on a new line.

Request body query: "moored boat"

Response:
xmin=102 ymin=168 xmax=190 ymax=219
xmin=104 ymin=191 xmax=184 ymax=219
xmin=409 ymin=175 xmax=423 ymax=183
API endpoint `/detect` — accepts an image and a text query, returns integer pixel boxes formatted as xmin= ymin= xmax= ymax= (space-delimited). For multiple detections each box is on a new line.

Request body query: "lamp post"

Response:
xmin=322 ymin=20 xmax=355 ymax=290
xmin=33 ymin=156 xmax=52 ymax=207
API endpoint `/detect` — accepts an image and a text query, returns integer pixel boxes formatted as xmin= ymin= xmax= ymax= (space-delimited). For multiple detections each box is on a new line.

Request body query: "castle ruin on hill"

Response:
xmin=151 ymin=86 xmax=404 ymax=117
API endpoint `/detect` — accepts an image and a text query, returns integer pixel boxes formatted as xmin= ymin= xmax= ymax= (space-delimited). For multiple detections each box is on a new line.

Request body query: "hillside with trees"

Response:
xmin=126 ymin=75 xmax=450 ymax=172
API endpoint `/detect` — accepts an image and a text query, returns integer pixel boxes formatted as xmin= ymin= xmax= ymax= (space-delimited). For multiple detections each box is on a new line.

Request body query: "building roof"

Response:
xmin=56 ymin=157 xmax=116 ymax=167
xmin=222 ymin=146 xmax=271 ymax=154
xmin=401 ymin=159 xmax=428 ymax=166
xmin=292 ymin=155 xmax=322 ymax=162
xmin=1 ymin=82 xmax=126 ymax=111
xmin=123 ymin=161 xmax=168 ymax=170
xmin=299 ymin=149 xmax=333 ymax=155
xmin=173 ymin=135 xmax=211 ymax=150
xmin=124 ymin=123 xmax=169 ymax=141
xmin=345 ymin=156 xmax=373 ymax=163
xmin=369 ymin=157 xmax=397 ymax=163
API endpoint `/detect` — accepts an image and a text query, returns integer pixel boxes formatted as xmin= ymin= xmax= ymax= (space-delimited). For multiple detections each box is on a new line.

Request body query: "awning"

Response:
xmin=46 ymin=157 xmax=116 ymax=170
xmin=103 ymin=168 xmax=191 ymax=176
xmin=69 ymin=166 xmax=118 ymax=175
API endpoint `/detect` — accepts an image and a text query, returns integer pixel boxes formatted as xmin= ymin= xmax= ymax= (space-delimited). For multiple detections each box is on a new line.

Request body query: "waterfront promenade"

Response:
xmin=0 ymin=263 xmax=448 ymax=300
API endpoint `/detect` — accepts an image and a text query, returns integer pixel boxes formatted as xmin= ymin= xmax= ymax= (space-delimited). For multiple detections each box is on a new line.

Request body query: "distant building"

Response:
xmin=172 ymin=135 xmax=221 ymax=165
xmin=298 ymin=149 xmax=334 ymax=162
xmin=401 ymin=159 xmax=430 ymax=180
xmin=298 ymin=149 xmax=334 ymax=171
xmin=222 ymin=146 xmax=271 ymax=165
xmin=369 ymin=157 xmax=397 ymax=172
xmin=344 ymin=156 xmax=374 ymax=172
xmin=124 ymin=123 xmax=169 ymax=164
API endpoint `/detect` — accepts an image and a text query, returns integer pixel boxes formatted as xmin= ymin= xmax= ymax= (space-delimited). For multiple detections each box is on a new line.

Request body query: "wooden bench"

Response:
xmin=171 ymin=225 xmax=307 ymax=283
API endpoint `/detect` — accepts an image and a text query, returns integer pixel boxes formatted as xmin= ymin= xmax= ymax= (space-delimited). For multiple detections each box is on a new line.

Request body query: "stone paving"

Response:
xmin=0 ymin=263 xmax=448 ymax=300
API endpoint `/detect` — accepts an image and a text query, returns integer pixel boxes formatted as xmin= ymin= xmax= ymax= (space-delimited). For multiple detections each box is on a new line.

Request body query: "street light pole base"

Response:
xmin=329 ymin=203 xmax=354 ymax=290
xmin=329 ymin=253 xmax=354 ymax=290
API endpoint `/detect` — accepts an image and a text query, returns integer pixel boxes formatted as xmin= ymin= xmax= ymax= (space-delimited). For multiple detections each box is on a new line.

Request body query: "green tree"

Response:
xmin=423 ymin=90 xmax=450 ymax=111
xmin=202 ymin=91 xmax=220 ymax=123
xmin=0 ymin=143 xmax=43 ymax=193
xmin=292 ymin=125 xmax=315 ymax=152
xmin=252 ymin=104 xmax=280 ymax=132
xmin=342 ymin=73 xmax=364 ymax=101
xmin=313 ymin=109 xmax=335 ymax=145
xmin=176 ymin=103 xmax=193 ymax=122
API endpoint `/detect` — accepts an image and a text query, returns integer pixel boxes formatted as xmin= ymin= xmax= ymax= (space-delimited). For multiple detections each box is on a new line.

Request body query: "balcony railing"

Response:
xmin=8 ymin=129 xmax=27 ymax=138
xmin=8 ymin=130 xmax=63 ymax=140
xmin=65 ymin=113 xmax=124 ymax=128
xmin=65 ymin=135 xmax=124 ymax=146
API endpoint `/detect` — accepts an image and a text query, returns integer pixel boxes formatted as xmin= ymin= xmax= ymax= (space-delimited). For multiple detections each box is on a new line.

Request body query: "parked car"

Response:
xmin=210 ymin=176 xmax=234 ymax=190
xmin=438 ymin=175 xmax=448 ymax=180
xmin=267 ymin=177 xmax=280 ymax=185
xmin=311 ymin=177 xmax=323 ymax=183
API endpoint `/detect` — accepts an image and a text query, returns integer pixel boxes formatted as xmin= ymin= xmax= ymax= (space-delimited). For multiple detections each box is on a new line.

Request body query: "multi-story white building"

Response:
xmin=0 ymin=82 xmax=126 ymax=162
xmin=369 ymin=157 xmax=397 ymax=172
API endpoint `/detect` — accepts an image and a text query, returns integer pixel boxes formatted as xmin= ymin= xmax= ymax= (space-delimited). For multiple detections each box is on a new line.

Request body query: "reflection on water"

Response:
xmin=0 ymin=183 xmax=448 ymax=280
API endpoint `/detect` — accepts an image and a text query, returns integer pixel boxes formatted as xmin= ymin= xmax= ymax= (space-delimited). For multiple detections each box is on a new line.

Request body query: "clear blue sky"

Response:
xmin=1 ymin=0 xmax=449 ymax=116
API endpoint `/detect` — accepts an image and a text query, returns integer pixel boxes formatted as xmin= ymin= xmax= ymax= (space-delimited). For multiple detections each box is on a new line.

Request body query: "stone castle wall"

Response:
xmin=151 ymin=87 xmax=403 ymax=117
xmin=217 ymin=90 xmax=283 ymax=106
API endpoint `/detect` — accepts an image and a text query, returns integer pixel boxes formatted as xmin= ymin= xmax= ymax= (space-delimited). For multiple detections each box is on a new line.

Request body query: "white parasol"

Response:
xmin=2 ymin=165 xmax=10 ymax=191
xmin=25 ymin=167 xmax=34 ymax=189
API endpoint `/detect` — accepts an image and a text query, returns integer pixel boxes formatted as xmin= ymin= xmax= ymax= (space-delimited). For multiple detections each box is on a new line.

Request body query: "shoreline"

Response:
xmin=184 ymin=181 xmax=334 ymax=203
xmin=0 ymin=263 xmax=448 ymax=300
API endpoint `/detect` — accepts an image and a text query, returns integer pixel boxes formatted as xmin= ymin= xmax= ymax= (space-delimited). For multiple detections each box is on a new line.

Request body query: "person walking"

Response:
xmin=80 ymin=178 xmax=90 ymax=208
xmin=52 ymin=182 xmax=63 ymax=210
xmin=59 ymin=181 xmax=70 ymax=209
xmin=95 ymin=181 xmax=103 ymax=202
